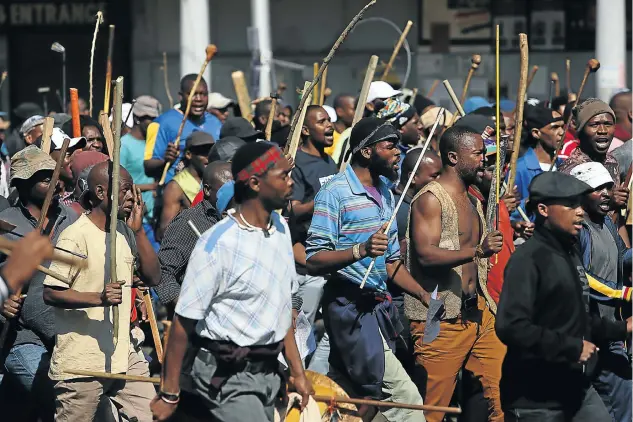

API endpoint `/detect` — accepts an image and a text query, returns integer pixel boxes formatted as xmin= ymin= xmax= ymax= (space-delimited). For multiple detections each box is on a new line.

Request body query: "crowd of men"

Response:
xmin=0 ymin=63 xmax=630 ymax=422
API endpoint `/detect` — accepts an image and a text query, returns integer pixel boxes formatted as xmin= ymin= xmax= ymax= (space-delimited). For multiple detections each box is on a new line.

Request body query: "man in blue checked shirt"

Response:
xmin=306 ymin=117 xmax=430 ymax=422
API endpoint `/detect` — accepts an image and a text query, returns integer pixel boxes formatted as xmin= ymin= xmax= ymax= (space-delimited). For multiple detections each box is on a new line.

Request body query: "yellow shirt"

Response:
xmin=324 ymin=130 xmax=341 ymax=158
xmin=44 ymin=214 xmax=135 ymax=380
xmin=172 ymin=168 xmax=202 ymax=203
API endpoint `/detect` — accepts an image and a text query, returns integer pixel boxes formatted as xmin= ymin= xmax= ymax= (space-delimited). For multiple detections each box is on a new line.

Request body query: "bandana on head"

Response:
xmin=376 ymin=98 xmax=416 ymax=129
xmin=235 ymin=146 xmax=284 ymax=182
xmin=351 ymin=122 xmax=401 ymax=155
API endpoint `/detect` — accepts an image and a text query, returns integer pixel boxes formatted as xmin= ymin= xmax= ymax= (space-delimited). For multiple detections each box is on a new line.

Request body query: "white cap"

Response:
xmin=322 ymin=105 xmax=338 ymax=123
xmin=569 ymin=162 xmax=614 ymax=189
xmin=366 ymin=81 xmax=401 ymax=104
xmin=109 ymin=103 xmax=134 ymax=129
xmin=50 ymin=127 xmax=87 ymax=151
xmin=208 ymin=92 xmax=234 ymax=109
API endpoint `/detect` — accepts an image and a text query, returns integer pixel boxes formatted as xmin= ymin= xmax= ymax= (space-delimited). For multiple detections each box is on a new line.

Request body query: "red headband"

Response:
xmin=235 ymin=147 xmax=284 ymax=182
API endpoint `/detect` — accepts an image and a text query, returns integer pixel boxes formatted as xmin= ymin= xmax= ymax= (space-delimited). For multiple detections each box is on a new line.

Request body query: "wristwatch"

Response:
xmin=352 ymin=243 xmax=362 ymax=260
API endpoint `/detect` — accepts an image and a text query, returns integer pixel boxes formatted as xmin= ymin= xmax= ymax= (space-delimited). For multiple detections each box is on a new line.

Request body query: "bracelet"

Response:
xmin=159 ymin=390 xmax=180 ymax=404
xmin=352 ymin=243 xmax=362 ymax=261
xmin=474 ymin=244 xmax=485 ymax=259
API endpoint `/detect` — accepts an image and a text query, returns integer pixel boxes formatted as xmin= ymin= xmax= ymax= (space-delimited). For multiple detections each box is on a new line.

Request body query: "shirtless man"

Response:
xmin=404 ymin=126 xmax=505 ymax=422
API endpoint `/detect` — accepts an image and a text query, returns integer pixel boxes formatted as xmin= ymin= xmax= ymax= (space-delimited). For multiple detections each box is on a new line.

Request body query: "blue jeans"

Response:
xmin=143 ymin=222 xmax=160 ymax=252
xmin=308 ymin=331 xmax=330 ymax=375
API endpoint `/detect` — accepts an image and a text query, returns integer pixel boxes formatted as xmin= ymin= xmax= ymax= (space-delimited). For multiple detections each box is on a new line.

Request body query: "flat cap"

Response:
xmin=528 ymin=171 xmax=592 ymax=205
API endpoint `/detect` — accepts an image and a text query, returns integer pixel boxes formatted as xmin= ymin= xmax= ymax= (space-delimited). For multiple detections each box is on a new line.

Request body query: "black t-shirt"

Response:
xmin=290 ymin=149 xmax=338 ymax=274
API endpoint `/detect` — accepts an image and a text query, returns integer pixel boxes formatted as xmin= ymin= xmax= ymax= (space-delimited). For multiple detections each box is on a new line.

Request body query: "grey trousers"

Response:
xmin=191 ymin=348 xmax=282 ymax=422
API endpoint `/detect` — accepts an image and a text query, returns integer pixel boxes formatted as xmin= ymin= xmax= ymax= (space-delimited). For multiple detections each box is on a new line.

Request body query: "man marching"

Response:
xmin=151 ymin=142 xmax=312 ymax=422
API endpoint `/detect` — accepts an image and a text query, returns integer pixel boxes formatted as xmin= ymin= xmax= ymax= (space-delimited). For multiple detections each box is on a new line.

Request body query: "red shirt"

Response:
xmin=559 ymin=128 xmax=579 ymax=160
xmin=191 ymin=190 xmax=204 ymax=206
xmin=486 ymin=200 xmax=515 ymax=304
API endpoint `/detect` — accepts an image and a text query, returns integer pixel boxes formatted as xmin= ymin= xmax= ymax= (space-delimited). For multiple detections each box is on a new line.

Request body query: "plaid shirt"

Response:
xmin=559 ymin=147 xmax=621 ymax=185
xmin=306 ymin=165 xmax=400 ymax=292
xmin=176 ymin=209 xmax=298 ymax=346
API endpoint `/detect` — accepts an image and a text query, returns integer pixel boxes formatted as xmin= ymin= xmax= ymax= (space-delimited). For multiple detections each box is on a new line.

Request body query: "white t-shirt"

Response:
xmin=176 ymin=209 xmax=297 ymax=346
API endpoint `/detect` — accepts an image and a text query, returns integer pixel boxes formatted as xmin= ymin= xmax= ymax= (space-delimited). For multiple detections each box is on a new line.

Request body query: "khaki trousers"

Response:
xmin=53 ymin=349 xmax=155 ymax=422
xmin=410 ymin=296 xmax=505 ymax=422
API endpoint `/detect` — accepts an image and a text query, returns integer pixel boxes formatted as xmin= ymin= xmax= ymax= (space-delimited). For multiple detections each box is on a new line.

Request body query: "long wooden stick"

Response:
xmin=312 ymin=63 xmax=319 ymax=105
xmin=442 ymin=80 xmax=465 ymax=117
xmin=565 ymin=58 xmax=571 ymax=94
xmin=526 ymin=65 xmax=539 ymax=90
xmin=37 ymin=138 xmax=70 ymax=233
xmin=448 ymin=54 xmax=481 ymax=127
xmin=319 ymin=65 xmax=329 ymax=106
xmin=89 ymin=12 xmax=104 ymax=117
xmin=359 ymin=110 xmax=444 ymax=289
xmin=0 ymin=248 xmax=71 ymax=284
xmin=285 ymin=82 xmax=312 ymax=159
xmin=265 ymin=94 xmax=279 ymax=140
xmin=312 ymin=395 xmax=461 ymax=414
xmin=231 ymin=71 xmax=253 ymax=122
xmin=40 ymin=117 xmax=55 ymax=155
xmin=161 ymin=52 xmax=174 ymax=109
xmin=495 ymin=25 xmax=501 ymax=211
xmin=285 ymin=0 xmax=378 ymax=148
xmin=506 ymin=34 xmax=529 ymax=190
xmin=159 ymin=45 xmax=218 ymax=185
xmin=381 ymin=20 xmax=413 ymax=81
xmin=103 ymin=25 xmax=115 ymax=114
xmin=426 ymin=79 xmax=439 ymax=97
xmin=110 ymin=77 xmax=124 ymax=350
xmin=69 ymin=89 xmax=81 ymax=138
xmin=549 ymin=59 xmax=600 ymax=170
xmin=99 ymin=111 xmax=115 ymax=160
xmin=142 ymin=289 xmax=163 ymax=364
xmin=0 ymin=237 xmax=87 ymax=268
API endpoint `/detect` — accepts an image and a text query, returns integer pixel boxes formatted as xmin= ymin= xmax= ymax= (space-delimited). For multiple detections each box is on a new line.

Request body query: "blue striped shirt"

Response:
xmin=306 ymin=165 xmax=400 ymax=292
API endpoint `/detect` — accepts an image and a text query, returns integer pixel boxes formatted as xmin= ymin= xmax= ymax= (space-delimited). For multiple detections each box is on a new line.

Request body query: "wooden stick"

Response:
xmin=69 ymin=89 xmax=81 ymax=138
xmin=506 ymin=34 xmax=529 ymax=190
xmin=159 ymin=45 xmax=218 ymax=186
xmin=381 ymin=20 xmax=413 ymax=81
xmin=103 ymin=25 xmax=115 ymax=114
xmin=37 ymin=138 xmax=70 ymax=233
xmin=502 ymin=182 xmax=530 ymax=223
xmin=0 ymin=248 xmax=71 ymax=284
xmin=408 ymin=88 xmax=418 ymax=105
xmin=312 ymin=63 xmax=319 ymax=105
xmin=162 ymin=52 xmax=174 ymax=109
xmin=312 ymin=395 xmax=461 ymax=414
xmin=89 ymin=12 xmax=104 ymax=117
xmin=142 ymin=289 xmax=163 ymax=364
xmin=0 ymin=237 xmax=87 ymax=268
xmin=285 ymin=0 xmax=378 ymax=148
xmin=426 ymin=79 xmax=439 ymax=97
xmin=448 ymin=54 xmax=481 ymax=126
xmin=565 ymin=58 xmax=571 ymax=94
xmin=265 ymin=93 xmax=279 ymax=140
xmin=495 ymin=26 xmax=501 ymax=209
xmin=66 ymin=369 xmax=162 ymax=384
xmin=319 ymin=65 xmax=329 ymax=106
xmin=40 ymin=117 xmax=55 ymax=155
xmin=285 ymin=82 xmax=312 ymax=159
xmin=549 ymin=59 xmax=600 ymax=170
xmin=442 ymin=80 xmax=465 ymax=117
xmin=110 ymin=77 xmax=124 ymax=350
xmin=526 ymin=65 xmax=539 ymax=90
xmin=359 ymin=110 xmax=444 ymax=289
xmin=0 ymin=71 xmax=7 ymax=93
xmin=231 ymin=71 xmax=253 ymax=122
xmin=99 ymin=111 xmax=115 ymax=160
xmin=353 ymin=56 xmax=379 ymax=127
xmin=551 ymin=72 xmax=560 ymax=97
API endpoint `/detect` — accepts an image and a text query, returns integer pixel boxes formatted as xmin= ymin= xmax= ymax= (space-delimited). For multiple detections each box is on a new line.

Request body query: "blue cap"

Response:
xmin=464 ymin=96 xmax=492 ymax=114
xmin=216 ymin=180 xmax=235 ymax=213
xmin=499 ymin=99 xmax=515 ymax=112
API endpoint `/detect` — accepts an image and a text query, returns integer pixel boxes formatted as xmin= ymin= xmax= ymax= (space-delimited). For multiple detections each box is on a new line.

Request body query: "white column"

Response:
xmin=251 ymin=0 xmax=273 ymax=98
xmin=180 ymin=0 xmax=211 ymax=90
xmin=596 ymin=0 xmax=626 ymax=102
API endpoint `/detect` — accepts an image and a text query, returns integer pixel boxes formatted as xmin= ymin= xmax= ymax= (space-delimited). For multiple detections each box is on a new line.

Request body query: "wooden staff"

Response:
xmin=408 ymin=88 xmax=418 ymax=105
xmin=232 ymin=71 xmax=253 ymax=122
xmin=98 ymin=111 xmax=115 ymax=160
xmin=549 ymin=59 xmax=600 ymax=170
xmin=495 ymin=25 xmax=501 ymax=210
xmin=103 ymin=25 xmax=115 ymax=114
xmin=40 ymin=117 xmax=55 ymax=155
xmin=89 ymin=11 xmax=104 ymax=116
xmin=110 ymin=77 xmax=124 ymax=350
xmin=285 ymin=0 xmax=378 ymax=147
xmin=0 ymin=237 xmax=87 ymax=268
xmin=0 ymin=248 xmax=72 ymax=284
xmin=69 ymin=88 xmax=81 ymax=137
xmin=142 ymin=289 xmax=163 ymax=363
xmin=159 ymin=45 xmax=218 ymax=186
xmin=284 ymin=82 xmax=312 ymax=159
xmin=526 ymin=65 xmax=539 ymax=90
xmin=506 ymin=34 xmax=529 ymax=190
xmin=442 ymin=80 xmax=465 ymax=117
xmin=0 ymin=222 xmax=86 ymax=259
xmin=161 ymin=52 xmax=174 ymax=108
xmin=0 ymin=71 xmax=7 ymax=92
xmin=426 ymin=79 xmax=439 ymax=97
xmin=312 ymin=63 xmax=319 ymax=105
xmin=381 ymin=20 xmax=413 ymax=81
xmin=551 ymin=72 xmax=560 ymax=97
xmin=37 ymin=137 xmax=70 ymax=233
xmin=265 ymin=93 xmax=279 ymax=140
xmin=359 ymin=110 xmax=445 ymax=289
xmin=319 ymin=65 xmax=328 ymax=106
xmin=448 ymin=54 xmax=481 ymax=126
xmin=565 ymin=58 xmax=571 ymax=94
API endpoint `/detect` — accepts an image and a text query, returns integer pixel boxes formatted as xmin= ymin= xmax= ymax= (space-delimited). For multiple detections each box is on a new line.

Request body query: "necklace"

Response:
xmin=238 ymin=208 xmax=273 ymax=233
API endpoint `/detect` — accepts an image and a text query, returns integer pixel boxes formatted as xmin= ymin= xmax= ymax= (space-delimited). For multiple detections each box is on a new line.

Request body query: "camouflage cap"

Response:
xmin=10 ymin=145 xmax=57 ymax=185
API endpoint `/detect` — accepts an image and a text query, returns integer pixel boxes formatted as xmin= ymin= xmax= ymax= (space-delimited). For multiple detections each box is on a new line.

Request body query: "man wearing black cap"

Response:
xmin=306 ymin=117 xmax=428 ymax=421
xmin=497 ymin=171 xmax=633 ymax=421
xmin=157 ymin=131 xmax=214 ymax=241
xmin=151 ymin=142 xmax=312 ymax=422
xmin=219 ymin=117 xmax=263 ymax=143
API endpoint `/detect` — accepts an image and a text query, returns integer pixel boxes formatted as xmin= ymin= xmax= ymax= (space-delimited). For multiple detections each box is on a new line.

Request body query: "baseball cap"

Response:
xmin=70 ymin=150 xmax=109 ymax=183
xmin=110 ymin=103 xmax=134 ymax=129
xmin=464 ymin=96 xmax=492 ymax=114
xmin=208 ymin=136 xmax=246 ymax=162
xmin=133 ymin=95 xmax=161 ymax=118
xmin=569 ymin=162 xmax=614 ymax=189
xmin=51 ymin=127 xmax=87 ymax=151
xmin=528 ymin=171 xmax=592 ymax=205
xmin=13 ymin=103 xmax=43 ymax=120
xmin=10 ymin=145 xmax=57 ymax=185
xmin=220 ymin=117 xmax=262 ymax=141
xmin=524 ymin=104 xmax=563 ymax=131
xmin=366 ymin=81 xmax=402 ymax=104
xmin=216 ymin=180 xmax=235 ymax=213
xmin=322 ymin=105 xmax=338 ymax=123
xmin=20 ymin=115 xmax=45 ymax=135
xmin=208 ymin=93 xmax=234 ymax=109
xmin=186 ymin=131 xmax=215 ymax=149
xmin=349 ymin=117 xmax=401 ymax=155
xmin=499 ymin=99 xmax=515 ymax=112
